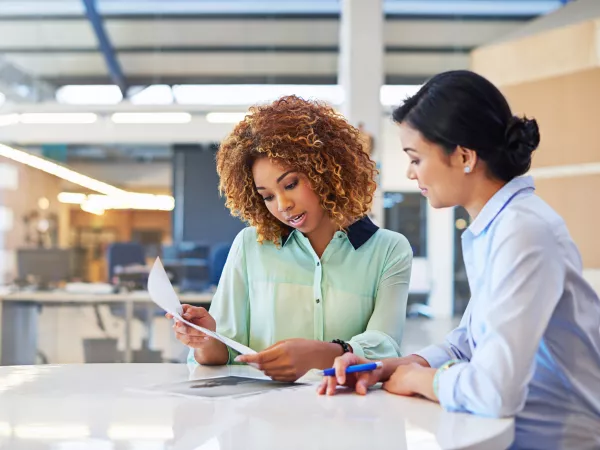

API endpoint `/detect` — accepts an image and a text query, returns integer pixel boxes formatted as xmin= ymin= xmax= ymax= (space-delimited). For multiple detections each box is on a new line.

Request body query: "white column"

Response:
xmin=426 ymin=205 xmax=455 ymax=318
xmin=338 ymin=0 xmax=384 ymax=223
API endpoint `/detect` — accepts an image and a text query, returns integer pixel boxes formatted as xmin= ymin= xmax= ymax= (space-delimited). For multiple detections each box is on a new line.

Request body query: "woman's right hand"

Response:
xmin=166 ymin=304 xmax=217 ymax=349
xmin=316 ymin=353 xmax=384 ymax=396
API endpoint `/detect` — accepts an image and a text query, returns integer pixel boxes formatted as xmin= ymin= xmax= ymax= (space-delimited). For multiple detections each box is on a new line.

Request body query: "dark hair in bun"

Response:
xmin=392 ymin=70 xmax=540 ymax=182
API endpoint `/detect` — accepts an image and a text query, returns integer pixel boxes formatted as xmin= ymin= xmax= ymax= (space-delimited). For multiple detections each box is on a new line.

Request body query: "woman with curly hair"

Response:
xmin=169 ymin=95 xmax=413 ymax=382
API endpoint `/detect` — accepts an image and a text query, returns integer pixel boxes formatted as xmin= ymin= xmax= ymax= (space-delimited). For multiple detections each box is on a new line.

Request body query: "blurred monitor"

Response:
xmin=17 ymin=248 xmax=73 ymax=286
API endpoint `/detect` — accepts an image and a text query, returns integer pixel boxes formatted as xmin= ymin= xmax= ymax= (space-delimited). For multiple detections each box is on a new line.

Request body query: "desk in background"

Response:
xmin=0 ymin=363 xmax=514 ymax=449
xmin=0 ymin=290 xmax=212 ymax=366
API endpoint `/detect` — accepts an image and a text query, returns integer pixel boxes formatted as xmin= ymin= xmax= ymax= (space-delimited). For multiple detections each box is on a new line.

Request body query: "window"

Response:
xmin=383 ymin=192 xmax=427 ymax=257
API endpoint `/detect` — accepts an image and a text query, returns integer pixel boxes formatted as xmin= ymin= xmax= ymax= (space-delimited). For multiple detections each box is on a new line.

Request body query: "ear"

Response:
xmin=457 ymin=146 xmax=478 ymax=172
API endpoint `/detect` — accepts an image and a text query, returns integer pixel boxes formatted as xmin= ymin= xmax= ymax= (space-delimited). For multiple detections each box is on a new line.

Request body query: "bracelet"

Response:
xmin=331 ymin=339 xmax=351 ymax=354
xmin=433 ymin=359 xmax=461 ymax=399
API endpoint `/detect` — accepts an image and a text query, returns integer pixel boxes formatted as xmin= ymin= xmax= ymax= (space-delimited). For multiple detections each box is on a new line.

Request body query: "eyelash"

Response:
xmin=262 ymin=180 xmax=298 ymax=202
xmin=410 ymin=159 xmax=420 ymax=166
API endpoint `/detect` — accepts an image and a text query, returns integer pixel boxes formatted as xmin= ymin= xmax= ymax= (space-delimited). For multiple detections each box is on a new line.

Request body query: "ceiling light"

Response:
xmin=0 ymin=114 xmax=19 ymax=127
xmin=0 ymin=144 xmax=125 ymax=196
xmin=19 ymin=113 xmax=97 ymax=124
xmin=206 ymin=112 xmax=247 ymax=124
xmin=173 ymin=84 xmax=344 ymax=106
xmin=111 ymin=112 xmax=191 ymax=124
xmin=129 ymin=85 xmax=174 ymax=105
xmin=57 ymin=192 xmax=87 ymax=204
xmin=80 ymin=202 xmax=105 ymax=216
xmin=56 ymin=85 xmax=123 ymax=105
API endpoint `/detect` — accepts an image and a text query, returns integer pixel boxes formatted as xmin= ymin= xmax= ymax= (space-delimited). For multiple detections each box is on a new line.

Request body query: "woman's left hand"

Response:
xmin=382 ymin=363 xmax=437 ymax=401
xmin=235 ymin=338 xmax=324 ymax=382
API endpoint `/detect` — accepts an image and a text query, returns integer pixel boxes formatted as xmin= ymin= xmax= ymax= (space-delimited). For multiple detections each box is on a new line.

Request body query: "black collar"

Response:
xmin=281 ymin=215 xmax=379 ymax=250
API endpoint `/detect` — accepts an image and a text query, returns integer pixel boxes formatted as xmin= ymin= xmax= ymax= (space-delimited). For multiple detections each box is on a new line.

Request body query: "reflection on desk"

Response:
xmin=0 ymin=364 xmax=514 ymax=450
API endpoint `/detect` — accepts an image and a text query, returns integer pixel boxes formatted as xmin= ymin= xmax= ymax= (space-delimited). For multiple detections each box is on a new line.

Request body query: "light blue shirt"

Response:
xmin=189 ymin=217 xmax=413 ymax=365
xmin=416 ymin=176 xmax=600 ymax=449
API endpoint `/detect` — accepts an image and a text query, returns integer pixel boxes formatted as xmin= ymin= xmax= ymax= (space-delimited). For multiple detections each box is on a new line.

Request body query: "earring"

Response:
xmin=464 ymin=166 xmax=471 ymax=174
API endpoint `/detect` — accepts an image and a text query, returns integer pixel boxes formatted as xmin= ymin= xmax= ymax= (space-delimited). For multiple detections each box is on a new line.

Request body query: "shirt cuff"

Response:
xmin=414 ymin=344 xmax=457 ymax=369
xmin=437 ymin=362 xmax=467 ymax=412
xmin=348 ymin=340 xmax=365 ymax=358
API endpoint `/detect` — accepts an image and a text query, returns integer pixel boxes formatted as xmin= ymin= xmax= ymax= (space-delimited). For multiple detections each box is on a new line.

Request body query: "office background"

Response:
xmin=0 ymin=0 xmax=595 ymax=366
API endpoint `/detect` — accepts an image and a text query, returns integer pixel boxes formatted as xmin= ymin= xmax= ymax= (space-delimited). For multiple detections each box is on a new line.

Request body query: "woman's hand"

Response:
xmin=382 ymin=363 xmax=437 ymax=401
xmin=166 ymin=304 xmax=217 ymax=348
xmin=166 ymin=304 xmax=228 ymax=365
xmin=236 ymin=338 xmax=341 ymax=382
xmin=316 ymin=352 xmax=384 ymax=396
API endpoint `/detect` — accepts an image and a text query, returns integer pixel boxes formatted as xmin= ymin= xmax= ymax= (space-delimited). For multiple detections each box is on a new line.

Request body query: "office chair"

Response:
xmin=209 ymin=243 xmax=231 ymax=287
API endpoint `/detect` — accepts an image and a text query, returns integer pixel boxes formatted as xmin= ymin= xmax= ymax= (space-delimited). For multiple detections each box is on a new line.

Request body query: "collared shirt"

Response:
xmin=416 ymin=176 xmax=600 ymax=449
xmin=188 ymin=216 xmax=412 ymax=365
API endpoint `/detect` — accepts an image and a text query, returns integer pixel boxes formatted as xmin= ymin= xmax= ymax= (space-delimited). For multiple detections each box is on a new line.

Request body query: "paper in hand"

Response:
xmin=148 ymin=257 xmax=256 ymax=356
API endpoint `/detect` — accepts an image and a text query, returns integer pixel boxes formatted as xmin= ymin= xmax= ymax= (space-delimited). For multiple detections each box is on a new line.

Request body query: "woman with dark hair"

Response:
xmin=168 ymin=95 xmax=412 ymax=382
xmin=319 ymin=70 xmax=600 ymax=449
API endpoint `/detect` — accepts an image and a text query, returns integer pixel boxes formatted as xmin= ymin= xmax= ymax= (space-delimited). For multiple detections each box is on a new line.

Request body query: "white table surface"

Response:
xmin=0 ymin=363 xmax=514 ymax=450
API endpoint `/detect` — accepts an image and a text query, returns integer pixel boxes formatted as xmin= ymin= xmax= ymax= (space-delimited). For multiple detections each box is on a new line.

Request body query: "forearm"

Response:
xmin=193 ymin=340 xmax=229 ymax=365
xmin=380 ymin=354 xmax=430 ymax=380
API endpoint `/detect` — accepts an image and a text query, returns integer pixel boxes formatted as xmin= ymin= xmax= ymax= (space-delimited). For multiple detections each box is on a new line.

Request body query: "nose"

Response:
xmin=277 ymin=194 xmax=294 ymax=213
xmin=406 ymin=164 xmax=417 ymax=181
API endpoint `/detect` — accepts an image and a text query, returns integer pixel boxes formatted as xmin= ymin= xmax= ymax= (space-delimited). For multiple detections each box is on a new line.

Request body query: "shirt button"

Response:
xmin=316 ymin=299 xmax=320 ymax=304
xmin=316 ymin=262 xmax=320 ymax=266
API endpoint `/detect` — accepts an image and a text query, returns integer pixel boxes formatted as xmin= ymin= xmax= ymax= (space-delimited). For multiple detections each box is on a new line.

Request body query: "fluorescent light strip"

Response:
xmin=57 ymin=192 xmax=87 ymax=204
xmin=0 ymin=144 xmax=125 ymax=196
xmin=206 ymin=112 xmax=248 ymax=124
xmin=59 ymin=192 xmax=175 ymax=212
xmin=19 ymin=113 xmax=97 ymax=124
xmin=111 ymin=112 xmax=191 ymax=124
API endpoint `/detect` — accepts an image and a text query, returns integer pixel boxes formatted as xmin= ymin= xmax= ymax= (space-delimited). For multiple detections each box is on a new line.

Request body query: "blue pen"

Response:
xmin=319 ymin=361 xmax=382 ymax=377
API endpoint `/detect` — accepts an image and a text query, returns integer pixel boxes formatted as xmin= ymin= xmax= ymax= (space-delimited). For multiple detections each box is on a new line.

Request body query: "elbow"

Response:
xmin=475 ymin=391 xmax=526 ymax=418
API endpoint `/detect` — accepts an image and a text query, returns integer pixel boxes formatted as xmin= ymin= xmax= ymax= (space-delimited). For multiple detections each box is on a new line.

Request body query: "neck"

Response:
xmin=463 ymin=177 xmax=507 ymax=219
xmin=306 ymin=217 xmax=338 ymax=258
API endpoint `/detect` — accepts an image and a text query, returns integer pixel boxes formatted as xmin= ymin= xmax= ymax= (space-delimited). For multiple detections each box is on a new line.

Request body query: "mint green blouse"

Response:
xmin=188 ymin=217 xmax=412 ymax=365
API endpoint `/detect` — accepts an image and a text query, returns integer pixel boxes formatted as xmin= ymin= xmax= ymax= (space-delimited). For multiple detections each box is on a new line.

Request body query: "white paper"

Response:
xmin=148 ymin=257 xmax=256 ymax=356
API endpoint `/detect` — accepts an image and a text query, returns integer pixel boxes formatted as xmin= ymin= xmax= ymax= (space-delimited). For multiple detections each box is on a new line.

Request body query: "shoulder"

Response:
xmin=492 ymin=194 xmax=563 ymax=244
xmin=232 ymin=226 xmax=280 ymax=252
xmin=487 ymin=195 xmax=566 ymax=261
xmin=369 ymin=228 xmax=413 ymax=262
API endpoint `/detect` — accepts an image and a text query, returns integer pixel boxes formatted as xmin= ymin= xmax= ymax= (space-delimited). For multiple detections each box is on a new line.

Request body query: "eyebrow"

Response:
xmin=256 ymin=170 xmax=296 ymax=190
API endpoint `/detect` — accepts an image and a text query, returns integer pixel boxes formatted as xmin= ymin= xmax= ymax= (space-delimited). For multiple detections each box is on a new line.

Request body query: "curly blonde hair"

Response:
xmin=216 ymin=95 xmax=377 ymax=244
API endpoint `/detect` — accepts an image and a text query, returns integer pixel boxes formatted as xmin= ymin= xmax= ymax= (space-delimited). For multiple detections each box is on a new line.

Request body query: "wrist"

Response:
xmin=405 ymin=365 xmax=437 ymax=400
xmin=313 ymin=341 xmax=344 ymax=369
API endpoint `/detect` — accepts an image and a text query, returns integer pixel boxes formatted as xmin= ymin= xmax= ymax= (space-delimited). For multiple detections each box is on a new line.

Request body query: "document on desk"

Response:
xmin=148 ymin=257 xmax=256 ymax=356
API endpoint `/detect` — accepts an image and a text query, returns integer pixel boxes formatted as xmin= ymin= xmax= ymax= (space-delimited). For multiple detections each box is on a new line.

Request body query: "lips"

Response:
xmin=287 ymin=212 xmax=306 ymax=225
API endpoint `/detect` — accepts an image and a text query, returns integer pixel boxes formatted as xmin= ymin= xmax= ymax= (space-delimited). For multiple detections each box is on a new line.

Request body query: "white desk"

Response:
xmin=0 ymin=363 xmax=514 ymax=450
xmin=0 ymin=290 xmax=212 ymax=365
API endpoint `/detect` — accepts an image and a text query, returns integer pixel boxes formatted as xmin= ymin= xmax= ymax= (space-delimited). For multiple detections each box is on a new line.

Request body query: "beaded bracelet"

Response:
xmin=433 ymin=359 xmax=461 ymax=399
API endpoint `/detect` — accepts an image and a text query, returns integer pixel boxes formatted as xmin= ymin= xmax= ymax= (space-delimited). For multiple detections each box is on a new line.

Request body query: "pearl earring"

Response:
xmin=464 ymin=166 xmax=471 ymax=174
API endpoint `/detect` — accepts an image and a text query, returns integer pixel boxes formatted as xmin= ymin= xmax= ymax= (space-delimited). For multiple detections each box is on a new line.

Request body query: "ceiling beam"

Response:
xmin=81 ymin=0 xmax=128 ymax=96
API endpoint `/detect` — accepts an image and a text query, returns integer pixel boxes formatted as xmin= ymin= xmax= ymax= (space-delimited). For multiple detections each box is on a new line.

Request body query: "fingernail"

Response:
xmin=337 ymin=376 xmax=343 ymax=384
xmin=234 ymin=356 xmax=242 ymax=362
